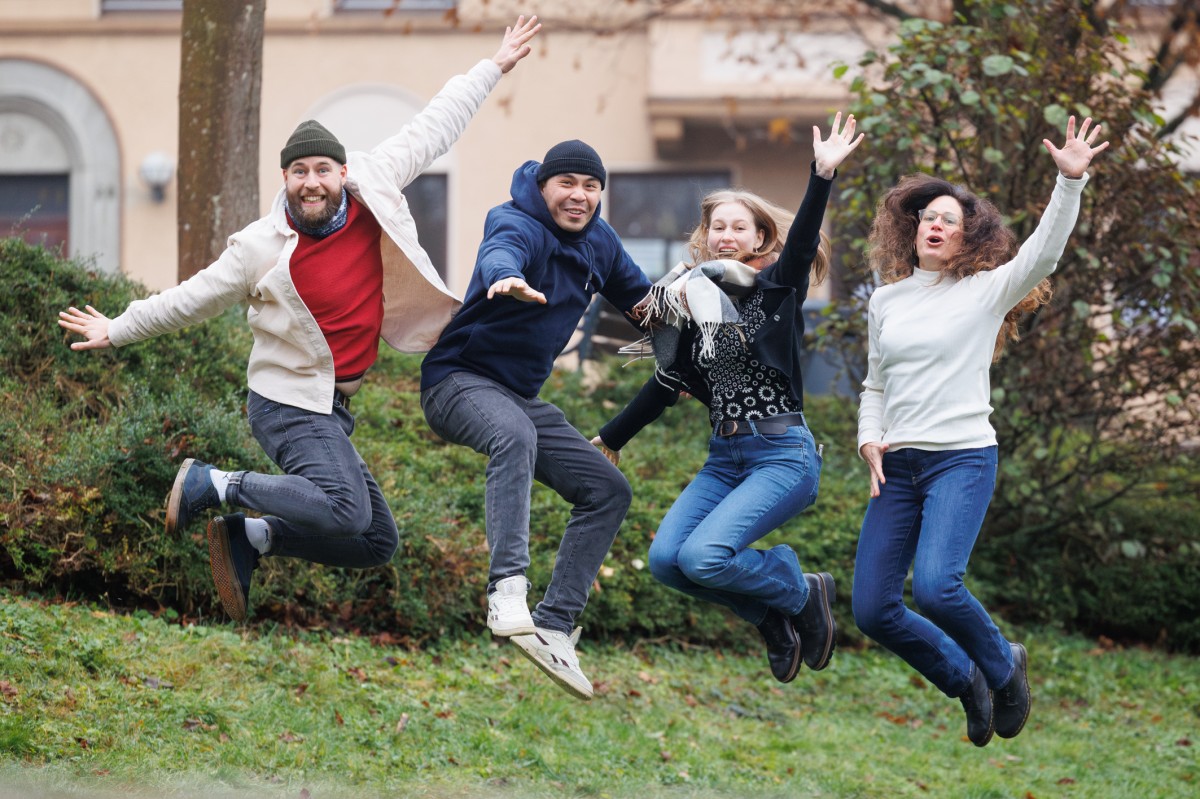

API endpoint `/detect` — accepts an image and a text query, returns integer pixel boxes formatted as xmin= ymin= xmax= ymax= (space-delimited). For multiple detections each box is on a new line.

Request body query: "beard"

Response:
xmin=286 ymin=189 xmax=341 ymax=229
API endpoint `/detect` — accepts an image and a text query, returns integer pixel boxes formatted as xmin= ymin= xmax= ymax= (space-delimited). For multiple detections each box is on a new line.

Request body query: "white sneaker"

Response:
xmin=511 ymin=626 xmax=593 ymax=701
xmin=487 ymin=576 xmax=536 ymax=637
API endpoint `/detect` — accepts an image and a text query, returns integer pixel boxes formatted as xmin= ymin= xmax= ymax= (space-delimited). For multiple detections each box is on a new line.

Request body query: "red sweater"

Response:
xmin=289 ymin=196 xmax=384 ymax=380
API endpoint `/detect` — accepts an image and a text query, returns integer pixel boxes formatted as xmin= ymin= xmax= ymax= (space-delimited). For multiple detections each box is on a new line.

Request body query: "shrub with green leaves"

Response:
xmin=4 ymin=232 xmax=1197 ymax=651
xmin=0 ymin=238 xmax=865 ymax=646
xmin=0 ymin=237 xmax=268 ymax=608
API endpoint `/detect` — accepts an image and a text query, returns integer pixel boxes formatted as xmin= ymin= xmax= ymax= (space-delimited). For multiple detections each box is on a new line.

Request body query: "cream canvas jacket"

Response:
xmin=108 ymin=59 xmax=502 ymax=413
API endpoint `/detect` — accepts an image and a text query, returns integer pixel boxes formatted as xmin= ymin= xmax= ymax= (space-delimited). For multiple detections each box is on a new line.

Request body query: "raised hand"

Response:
xmin=813 ymin=112 xmax=865 ymax=180
xmin=487 ymin=276 xmax=547 ymax=304
xmin=1043 ymin=115 xmax=1109 ymax=179
xmin=58 ymin=305 xmax=113 ymax=351
xmin=492 ymin=15 xmax=541 ymax=74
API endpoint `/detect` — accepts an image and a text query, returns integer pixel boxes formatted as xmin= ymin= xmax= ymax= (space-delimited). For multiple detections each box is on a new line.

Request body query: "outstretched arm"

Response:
xmin=596 ymin=372 xmax=682 ymax=455
xmin=1043 ymin=115 xmax=1109 ymax=179
xmin=58 ymin=305 xmax=112 ymax=351
xmin=492 ymin=15 xmax=541 ymax=74
xmin=772 ymin=112 xmax=865 ymax=290
xmin=978 ymin=115 xmax=1111 ymax=312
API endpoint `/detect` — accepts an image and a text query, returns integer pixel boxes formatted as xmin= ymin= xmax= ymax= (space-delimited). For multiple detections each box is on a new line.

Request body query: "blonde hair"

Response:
xmin=687 ymin=189 xmax=830 ymax=286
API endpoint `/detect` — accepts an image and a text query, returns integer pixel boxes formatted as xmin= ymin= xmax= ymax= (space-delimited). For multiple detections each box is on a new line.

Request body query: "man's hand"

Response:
xmin=492 ymin=15 xmax=541 ymax=74
xmin=487 ymin=277 xmax=547 ymax=304
xmin=58 ymin=305 xmax=113 ymax=350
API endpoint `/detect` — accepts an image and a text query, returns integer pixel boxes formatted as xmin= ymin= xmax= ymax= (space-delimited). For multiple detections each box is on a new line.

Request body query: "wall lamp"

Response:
xmin=139 ymin=151 xmax=175 ymax=203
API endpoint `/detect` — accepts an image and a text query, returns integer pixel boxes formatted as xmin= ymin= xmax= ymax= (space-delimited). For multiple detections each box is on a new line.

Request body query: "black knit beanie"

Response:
xmin=280 ymin=120 xmax=346 ymax=169
xmin=536 ymin=140 xmax=606 ymax=188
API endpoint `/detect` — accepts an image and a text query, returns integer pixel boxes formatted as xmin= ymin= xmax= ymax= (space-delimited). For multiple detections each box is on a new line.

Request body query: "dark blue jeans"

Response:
xmin=649 ymin=421 xmax=822 ymax=626
xmin=852 ymin=446 xmax=1014 ymax=697
xmin=225 ymin=390 xmax=398 ymax=568
xmin=420 ymin=371 xmax=632 ymax=635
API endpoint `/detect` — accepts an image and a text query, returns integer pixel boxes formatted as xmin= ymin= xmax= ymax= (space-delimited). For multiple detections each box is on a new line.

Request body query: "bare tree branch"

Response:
xmin=856 ymin=0 xmax=917 ymax=20
xmin=1159 ymin=89 xmax=1200 ymax=137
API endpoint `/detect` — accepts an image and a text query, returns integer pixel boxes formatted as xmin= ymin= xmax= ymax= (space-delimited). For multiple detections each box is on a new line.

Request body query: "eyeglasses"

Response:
xmin=917 ymin=208 xmax=962 ymax=227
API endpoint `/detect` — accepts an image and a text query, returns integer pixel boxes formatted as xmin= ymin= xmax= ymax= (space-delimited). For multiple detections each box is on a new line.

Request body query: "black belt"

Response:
xmin=333 ymin=389 xmax=352 ymax=411
xmin=715 ymin=412 xmax=805 ymax=437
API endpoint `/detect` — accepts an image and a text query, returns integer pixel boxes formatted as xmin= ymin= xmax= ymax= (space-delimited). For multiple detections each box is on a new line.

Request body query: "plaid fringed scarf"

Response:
xmin=620 ymin=259 xmax=760 ymax=366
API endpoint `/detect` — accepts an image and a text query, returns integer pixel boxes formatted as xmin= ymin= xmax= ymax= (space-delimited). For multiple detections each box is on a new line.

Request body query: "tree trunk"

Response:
xmin=176 ymin=0 xmax=265 ymax=282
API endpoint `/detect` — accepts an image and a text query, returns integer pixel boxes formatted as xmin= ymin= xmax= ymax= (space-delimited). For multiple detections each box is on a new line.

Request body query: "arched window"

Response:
xmin=301 ymin=84 xmax=451 ymax=280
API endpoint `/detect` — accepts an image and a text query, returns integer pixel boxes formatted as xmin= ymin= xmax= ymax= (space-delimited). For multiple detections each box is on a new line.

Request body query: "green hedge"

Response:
xmin=3 ymin=238 xmax=1198 ymax=652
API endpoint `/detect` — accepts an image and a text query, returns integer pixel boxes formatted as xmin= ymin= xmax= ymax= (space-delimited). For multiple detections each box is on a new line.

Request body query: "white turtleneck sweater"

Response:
xmin=857 ymin=172 xmax=1088 ymax=454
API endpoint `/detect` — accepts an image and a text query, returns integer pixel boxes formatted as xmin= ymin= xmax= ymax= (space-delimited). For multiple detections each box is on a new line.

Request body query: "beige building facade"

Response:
xmin=0 ymin=0 xmax=878 ymax=300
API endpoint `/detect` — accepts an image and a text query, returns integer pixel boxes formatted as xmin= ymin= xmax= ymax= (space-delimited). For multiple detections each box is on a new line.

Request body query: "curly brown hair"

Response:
xmin=686 ymin=190 xmax=830 ymax=286
xmin=866 ymin=173 xmax=1051 ymax=361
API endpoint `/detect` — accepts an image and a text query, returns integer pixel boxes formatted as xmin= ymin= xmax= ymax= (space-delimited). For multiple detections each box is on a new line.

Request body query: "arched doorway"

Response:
xmin=0 ymin=59 xmax=121 ymax=272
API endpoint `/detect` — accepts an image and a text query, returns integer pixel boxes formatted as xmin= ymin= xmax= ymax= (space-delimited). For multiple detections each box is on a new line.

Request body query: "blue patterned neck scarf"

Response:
xmin=286 ymin=188 xmax=349 ymax=239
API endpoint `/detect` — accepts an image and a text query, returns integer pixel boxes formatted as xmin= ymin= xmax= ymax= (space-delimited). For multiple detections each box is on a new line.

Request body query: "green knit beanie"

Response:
xmin=280 ymin=120 xmax=346 ymax=169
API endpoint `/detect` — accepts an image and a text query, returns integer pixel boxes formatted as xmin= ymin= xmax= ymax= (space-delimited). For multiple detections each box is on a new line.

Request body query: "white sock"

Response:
xmin=209 ymin=468 xmax=230 ymax=503
xmin=244 ymin=518 xmax=271 ymax=554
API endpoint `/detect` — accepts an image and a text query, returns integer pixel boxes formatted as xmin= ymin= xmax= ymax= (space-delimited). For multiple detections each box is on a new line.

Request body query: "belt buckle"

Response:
xmin=718 ymin=420 xmax=739 ymax=437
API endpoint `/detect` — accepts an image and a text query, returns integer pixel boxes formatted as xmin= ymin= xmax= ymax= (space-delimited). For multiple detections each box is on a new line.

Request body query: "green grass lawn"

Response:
xmin=1 ymin=593 xmax=1196 ymax=799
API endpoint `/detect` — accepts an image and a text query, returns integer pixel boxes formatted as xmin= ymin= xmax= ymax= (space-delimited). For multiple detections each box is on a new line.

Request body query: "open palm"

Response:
xmin=1044 ymin=115 xmax=1109 ymax=179
xmin=813 ymin=112 xmax=865 ymax=179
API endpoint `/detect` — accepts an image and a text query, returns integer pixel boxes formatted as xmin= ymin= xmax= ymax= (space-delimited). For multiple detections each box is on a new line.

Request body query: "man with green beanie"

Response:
xmin=58 ymin=16 xmax=541 ymax=622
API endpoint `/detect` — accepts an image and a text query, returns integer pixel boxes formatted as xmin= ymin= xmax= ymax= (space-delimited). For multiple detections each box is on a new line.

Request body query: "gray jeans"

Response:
xmin=225 ymin=390 xmax=398 ymax=568
xmin=421 ymin=371 xmax=632 ymax=634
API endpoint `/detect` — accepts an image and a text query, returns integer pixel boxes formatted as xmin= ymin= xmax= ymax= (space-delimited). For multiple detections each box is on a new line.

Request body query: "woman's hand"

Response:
xmin=1043 ymin=115 xmax=1109 ymax=179
xmin=58 ymin=305 xmax=113 ymax=350
xmin=860 ymin=441 xmax=889 ymax=498
xmin=591 ymin=436 xmax=620 ymax=467
xmin=813 ymin=112 xmax=866 ymax=179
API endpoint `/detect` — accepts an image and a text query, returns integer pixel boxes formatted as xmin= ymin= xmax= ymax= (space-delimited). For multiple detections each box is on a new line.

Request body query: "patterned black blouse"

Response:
xmin=693 ymin=289 xmax=799 ymax=426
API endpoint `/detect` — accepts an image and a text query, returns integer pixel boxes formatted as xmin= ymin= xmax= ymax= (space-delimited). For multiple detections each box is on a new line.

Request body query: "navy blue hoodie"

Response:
xmin=421 ymin=160 xmax=652 ymax=398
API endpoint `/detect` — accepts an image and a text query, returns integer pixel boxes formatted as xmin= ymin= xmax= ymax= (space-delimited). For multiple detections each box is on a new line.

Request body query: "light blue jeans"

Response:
xmin=225 ymin=390 xmax=398 ymax=568
xmin=852 ymin=446 xmax=1015 ymax=697
xmin=420 ymin=371 xmax=632 ymax=635
xmin=649 ymin=421 xmax=822 ymax=626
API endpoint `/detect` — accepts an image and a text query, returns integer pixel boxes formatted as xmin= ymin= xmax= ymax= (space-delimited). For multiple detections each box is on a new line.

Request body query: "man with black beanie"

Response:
xmin=420 ymin=139 xmax=652 ymax=700
xmin=58 ymin=16 xmax=541 ymax=622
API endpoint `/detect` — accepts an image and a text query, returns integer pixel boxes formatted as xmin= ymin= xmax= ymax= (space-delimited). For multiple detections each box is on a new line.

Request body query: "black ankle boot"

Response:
xmin=959 ymin=664 xmax=995 ymax=747
xmin=791 ymin=572 xmax=837 ymax=670
xmin=756 ymin=608 xmax=800 ymax=683
xmin=994 ymin=643 xmax=1030 ymax=739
